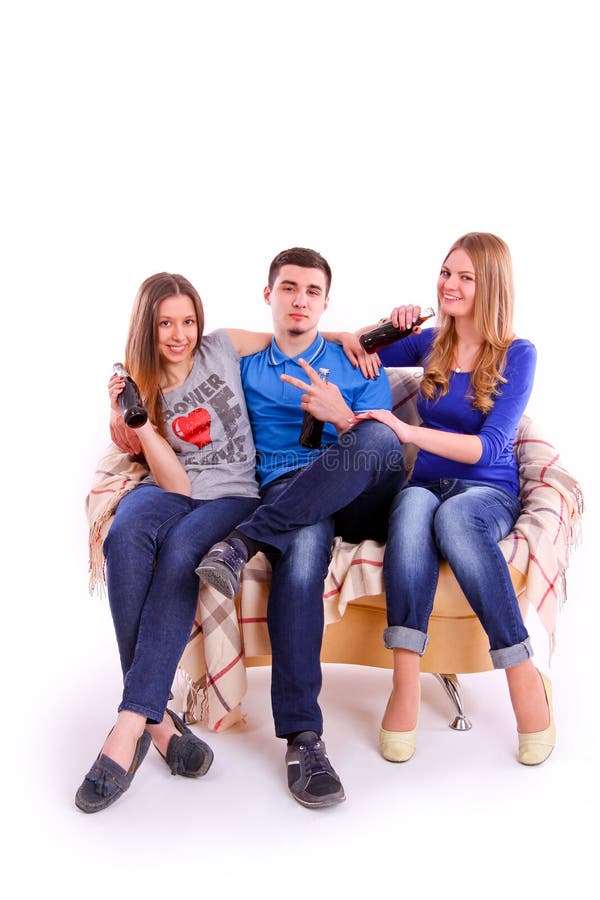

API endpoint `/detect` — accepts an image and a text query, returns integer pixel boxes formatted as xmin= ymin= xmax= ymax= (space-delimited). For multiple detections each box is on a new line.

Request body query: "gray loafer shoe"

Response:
xmin=156 ymin=708 xmax=214 ymax=778
xmin=75 ymin=730 xmax=151 ymax=814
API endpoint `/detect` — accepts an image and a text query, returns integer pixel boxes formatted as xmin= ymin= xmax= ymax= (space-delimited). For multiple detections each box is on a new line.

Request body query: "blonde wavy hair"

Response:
xmin=124 ymin=272 xmax=204 ymax=437
xmin=421 ymin=232 xmax=515 ymax=414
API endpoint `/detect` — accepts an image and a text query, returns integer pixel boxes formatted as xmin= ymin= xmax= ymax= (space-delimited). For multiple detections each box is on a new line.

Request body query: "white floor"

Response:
xmin=14 ymin=550 xmax=598 ymax=899
xmin=4 ymin=5 xmax=597 ymax=894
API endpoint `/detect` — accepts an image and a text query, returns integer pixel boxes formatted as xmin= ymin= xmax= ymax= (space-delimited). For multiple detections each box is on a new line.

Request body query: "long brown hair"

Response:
xmin=124 ymin=273 xmax=204 ymax=436
xmin=421 ymin=233 xmax=515 ymax=414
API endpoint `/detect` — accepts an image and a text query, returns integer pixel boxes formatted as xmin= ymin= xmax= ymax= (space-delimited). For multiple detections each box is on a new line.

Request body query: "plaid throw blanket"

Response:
xmin=87 ymin=371 xmax=584 ymax=732
xmin=86 ymin=443 xmax=148 ymax=595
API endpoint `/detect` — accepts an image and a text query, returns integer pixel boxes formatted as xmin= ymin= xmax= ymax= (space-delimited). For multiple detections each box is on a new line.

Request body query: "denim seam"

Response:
xmin=490 ymin=637 xmax=533 ymax=669
xmin=118 ymin=699 xmax=164 ymax=723
xmin=383 ymin=625 xmax=430 ymax=655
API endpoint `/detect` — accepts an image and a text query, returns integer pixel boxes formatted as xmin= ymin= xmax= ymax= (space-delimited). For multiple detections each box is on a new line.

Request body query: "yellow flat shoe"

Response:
xmin=379 ymin=725 xmax=417 ymax=763
xmin=379 ymin=683 xmax=420 ymax=763
xmin=518 ymin=670 xmax=556 ymax=766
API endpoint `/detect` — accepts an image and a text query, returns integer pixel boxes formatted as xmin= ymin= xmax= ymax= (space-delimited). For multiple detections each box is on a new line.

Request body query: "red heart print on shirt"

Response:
xmin=172 ymin=408 xmax=212 ymax=448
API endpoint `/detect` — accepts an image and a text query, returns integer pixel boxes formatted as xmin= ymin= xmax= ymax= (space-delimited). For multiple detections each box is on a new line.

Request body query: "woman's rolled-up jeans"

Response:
xmin=382 ymin=479 xmax=532 ymax=669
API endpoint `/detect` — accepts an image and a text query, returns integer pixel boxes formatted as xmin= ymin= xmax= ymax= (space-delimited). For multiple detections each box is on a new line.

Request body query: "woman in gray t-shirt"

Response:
xmin=76 ymin=272 xmax=268 ymax=814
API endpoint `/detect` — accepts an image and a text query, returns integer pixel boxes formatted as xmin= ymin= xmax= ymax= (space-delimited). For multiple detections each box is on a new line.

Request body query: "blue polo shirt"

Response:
xmin=240 ymin=333 xmax=392 ymax=487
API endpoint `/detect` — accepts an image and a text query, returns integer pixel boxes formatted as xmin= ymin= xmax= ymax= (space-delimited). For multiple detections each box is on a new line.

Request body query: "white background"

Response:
xmin=2 ymin=1 xmax=598 ymax=897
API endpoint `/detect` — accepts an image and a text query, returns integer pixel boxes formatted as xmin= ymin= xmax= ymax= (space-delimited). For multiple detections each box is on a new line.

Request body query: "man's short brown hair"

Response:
xmin=267 ymin=247 xmax=332 ymax=294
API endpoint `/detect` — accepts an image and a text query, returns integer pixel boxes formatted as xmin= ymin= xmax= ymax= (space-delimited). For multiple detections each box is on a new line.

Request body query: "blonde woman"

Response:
xmin=358 ymin=233 xmax=554 ymax=766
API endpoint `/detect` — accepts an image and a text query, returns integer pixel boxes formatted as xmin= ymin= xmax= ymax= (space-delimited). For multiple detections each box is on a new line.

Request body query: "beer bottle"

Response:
xmin=113 ymin=363 xmax=148 ymax=428
xmin=359 ymin=307 xmax=436 ymax=354
xmin=299 ymin=367 xmax=330 ymax=449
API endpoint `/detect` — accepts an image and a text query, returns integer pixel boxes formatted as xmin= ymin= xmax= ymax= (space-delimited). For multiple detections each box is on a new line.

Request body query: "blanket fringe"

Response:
xmin=170 ymin=666 xmax=208 ymax=725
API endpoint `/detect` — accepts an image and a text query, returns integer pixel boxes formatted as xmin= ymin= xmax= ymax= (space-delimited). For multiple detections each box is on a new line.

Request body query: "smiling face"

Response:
xmin=264 ymin=264 xmax=329 ymax=340
xmin=156 ymin=293 xmax=199 ymax=368
xmin=437 ymin=247 xmax=477 ymax=320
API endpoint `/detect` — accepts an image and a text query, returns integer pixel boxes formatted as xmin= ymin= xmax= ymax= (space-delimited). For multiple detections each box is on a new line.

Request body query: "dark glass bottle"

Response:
xmin=299 ymin=367 xmax=330 ymax=449
xmin=113 ymin=363 xmax=148 ymax=429
xmin=359 ymin=307 xmax=436 ymax=354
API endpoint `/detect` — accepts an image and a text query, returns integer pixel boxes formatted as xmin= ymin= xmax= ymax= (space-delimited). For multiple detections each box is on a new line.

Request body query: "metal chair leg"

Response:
xmin=433 ymin=673 xmax=472 ymax=731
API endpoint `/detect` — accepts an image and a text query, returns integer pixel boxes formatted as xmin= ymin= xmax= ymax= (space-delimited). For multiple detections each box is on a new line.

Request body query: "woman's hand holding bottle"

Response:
xmin=388 ymin=305 xmax=423 ymax=330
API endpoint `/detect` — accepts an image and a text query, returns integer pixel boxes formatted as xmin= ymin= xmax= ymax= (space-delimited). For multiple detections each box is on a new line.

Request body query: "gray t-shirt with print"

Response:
xmin=145 ymin=330 xmax=259 ymax=500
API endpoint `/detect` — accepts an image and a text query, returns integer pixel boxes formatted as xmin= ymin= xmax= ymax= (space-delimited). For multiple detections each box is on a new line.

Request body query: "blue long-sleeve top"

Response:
xmin=378 ymin=328 xmax=537 ymax=496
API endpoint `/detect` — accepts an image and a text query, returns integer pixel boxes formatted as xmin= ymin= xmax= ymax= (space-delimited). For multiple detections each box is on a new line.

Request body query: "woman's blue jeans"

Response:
xmin=383 ymin=479 xmax=532 ymax=669
xmin=103 ymin=484 xmax=259 ymax=722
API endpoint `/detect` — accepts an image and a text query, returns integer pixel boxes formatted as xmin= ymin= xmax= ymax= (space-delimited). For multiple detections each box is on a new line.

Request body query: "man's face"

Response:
xmin=264 ymin=264 xmax=329 ymax=337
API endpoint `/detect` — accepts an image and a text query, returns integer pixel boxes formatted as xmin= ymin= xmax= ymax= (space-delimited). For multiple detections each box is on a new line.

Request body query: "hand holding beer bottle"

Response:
xmin=280 ymin=358 xmax=356 ymax=441
xmin=112 ymin=363 xmax=148 ymax=428
xmin=299 ymin=368 xmax=330 ymax=449
xmin=359 ymin=306 xmax=435 ymax=354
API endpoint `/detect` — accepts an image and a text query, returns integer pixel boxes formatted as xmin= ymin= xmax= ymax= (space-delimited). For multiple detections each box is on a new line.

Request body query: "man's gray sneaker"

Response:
xmin=195 ymin=537 xmax=248 ymax=600
xmin=285 ymin=731 xmax=346 ymax=809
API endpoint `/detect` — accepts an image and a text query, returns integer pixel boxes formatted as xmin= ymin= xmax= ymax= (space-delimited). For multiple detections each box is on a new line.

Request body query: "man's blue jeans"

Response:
xmin=382 ymin=479 xmax=532 ymax=669
xmin=239 ymin=421 xmax=405 ymax=736
xmin=104 ymin=484 xmax=259 ymax=722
